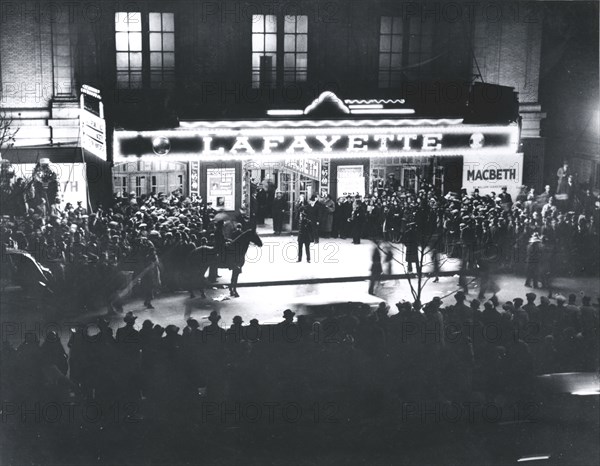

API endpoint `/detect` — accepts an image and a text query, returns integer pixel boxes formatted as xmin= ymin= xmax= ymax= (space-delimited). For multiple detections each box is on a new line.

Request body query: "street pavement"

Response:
xmin=1 ymin=234 xmax=598 ymax=347
xmin=101 ymin=273 xmax=600 ymax=331
xmin=232 ymin=236 xmax=459 ymax=285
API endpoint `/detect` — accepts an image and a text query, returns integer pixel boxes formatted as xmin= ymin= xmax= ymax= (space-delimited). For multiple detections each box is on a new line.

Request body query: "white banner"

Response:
xmin=13 ymin=163 xmax=88 ymax=209
xmin=462 ymin=153 xmax=523 ymax=200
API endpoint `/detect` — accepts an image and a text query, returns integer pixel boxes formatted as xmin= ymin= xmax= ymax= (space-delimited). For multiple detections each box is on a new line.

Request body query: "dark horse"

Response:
xmin=186 ymin=229 xmax=263 ymax=298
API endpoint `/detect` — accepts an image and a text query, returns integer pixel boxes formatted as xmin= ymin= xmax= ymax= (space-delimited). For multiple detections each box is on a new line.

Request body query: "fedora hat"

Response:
xmin=124 ymin=311 xmax=137 ymax=323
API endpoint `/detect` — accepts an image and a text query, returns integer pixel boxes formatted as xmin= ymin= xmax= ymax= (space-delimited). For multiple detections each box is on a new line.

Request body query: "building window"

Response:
xmin=283 ymin=15 xmax=308 ymax=83
xmin=115 ymin=11 xmax=175 ymax=89
xmin=378 ymin=15 xmax=435 ymax=87
xmin=252 ymin=14 xmax=277 ymax=88
xmin=252 ymin=14 xmax=308 ymax=88
xmin=378 ymin=16 xmax=403 ymax=88
xmin=406 ymin=16 xmax=434 ymax=81
xmin=115 ymin=12 xmax=143 ymax=89
xmin=149 ymin=12 xmax=175 ymax=88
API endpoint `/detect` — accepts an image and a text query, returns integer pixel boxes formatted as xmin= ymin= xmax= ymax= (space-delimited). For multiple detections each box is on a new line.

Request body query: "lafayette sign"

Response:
xmin=114 ymin=123 xmax=519 ymax=161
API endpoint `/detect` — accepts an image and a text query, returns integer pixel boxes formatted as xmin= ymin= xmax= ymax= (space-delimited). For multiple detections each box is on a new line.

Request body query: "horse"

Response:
xmin=186 ymin=228 xmax=263 ymax=299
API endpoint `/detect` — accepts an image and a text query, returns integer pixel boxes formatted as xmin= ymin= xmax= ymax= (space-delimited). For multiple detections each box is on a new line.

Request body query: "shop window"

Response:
xmin=115 ymin=11 xmax=175 ymax=89
xmin=252 ymin=14 xmax=308 ymax=88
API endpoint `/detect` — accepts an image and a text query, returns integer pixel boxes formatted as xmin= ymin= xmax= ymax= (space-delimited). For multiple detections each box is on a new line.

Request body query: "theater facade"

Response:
xmin=113 ymin=91 xmax=522 ymax=229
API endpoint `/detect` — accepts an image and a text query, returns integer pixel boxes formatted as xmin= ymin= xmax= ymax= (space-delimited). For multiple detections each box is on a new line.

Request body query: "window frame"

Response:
xmin=115 ymin=10 xmax=176 ymax=90
xmin=251 ymin=13 xmax=309 ymax=88
xmin=377 ymin=14 xmax=436 ymax=88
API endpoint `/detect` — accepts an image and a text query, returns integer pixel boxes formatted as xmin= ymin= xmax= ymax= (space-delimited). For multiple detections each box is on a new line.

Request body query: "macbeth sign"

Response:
xmin=113 ymin=121 xmax=519 ymax=161
xmin=462 ymin=153 xmax=523 ymax=200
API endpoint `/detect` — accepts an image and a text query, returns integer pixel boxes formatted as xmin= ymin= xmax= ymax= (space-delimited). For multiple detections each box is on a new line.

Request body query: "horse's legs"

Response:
xmin=229 ymin=269 xmax=240 ymax=298
xmin=189 ymin=266 xmax=209 ymax=299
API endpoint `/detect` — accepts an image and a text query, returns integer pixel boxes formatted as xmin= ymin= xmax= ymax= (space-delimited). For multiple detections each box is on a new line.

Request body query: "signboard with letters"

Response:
xmin=462 ymin=152 xmax=523 ymax=200
xmin=284 ymin=158 xmax=320 ymax=180
xmin=113 ymin=122 xmax=519 ymax=161
xmin=80 ymin=85 xmax=107 ymax=161
xmin=320 ymin=159 xmax=330 ymax=196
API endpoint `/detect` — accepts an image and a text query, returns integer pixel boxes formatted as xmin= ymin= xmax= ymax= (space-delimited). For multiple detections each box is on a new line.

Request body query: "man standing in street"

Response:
xmin=525 ymin=232 xmax=543 ymax=289
xmin=297 ymin=211 xmax=314 ymax=263
xmin=305 ymin=194 xmax=322 ymax=244
xmin=368 ymin=239 xmax=383 ymax=295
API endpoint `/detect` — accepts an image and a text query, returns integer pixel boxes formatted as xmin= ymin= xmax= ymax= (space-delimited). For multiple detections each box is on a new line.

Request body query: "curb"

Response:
xmin=227 ymin=270 xmax=460 ymax=288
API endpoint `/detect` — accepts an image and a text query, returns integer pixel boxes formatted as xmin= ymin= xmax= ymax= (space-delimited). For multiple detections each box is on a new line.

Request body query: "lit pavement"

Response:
xmin=1 ymin=235 xmax=598 ymax=346
xmin=103 ymin=274 xmax=600 ymax=331
xmin=236 ymin=236 xmax=460 ymax=285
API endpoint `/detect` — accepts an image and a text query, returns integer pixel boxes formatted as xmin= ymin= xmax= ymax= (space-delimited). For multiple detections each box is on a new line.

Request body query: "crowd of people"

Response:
xmin=0 ymin=159 xmax=598 ymax=310
xmin=1 ymin=161 xmax=599 ymax=464
xmin=2 ymin=290 xmax=598 ymax=454
xmin=292 ymin=170 xmax=599 ymax=285
xmin=0 ymin=188 xmax=253 ymax=311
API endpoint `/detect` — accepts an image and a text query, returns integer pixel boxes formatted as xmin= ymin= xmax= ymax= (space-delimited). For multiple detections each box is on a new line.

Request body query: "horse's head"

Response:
xmin=248 ymin=227 xmax=263 ymax=247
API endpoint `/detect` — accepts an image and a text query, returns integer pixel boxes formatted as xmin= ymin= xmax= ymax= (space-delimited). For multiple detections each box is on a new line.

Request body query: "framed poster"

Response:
xmin=206 ymin=167 xmax=236 ymax=210
xmin=337 ymin=165 xmax=365 ymax=197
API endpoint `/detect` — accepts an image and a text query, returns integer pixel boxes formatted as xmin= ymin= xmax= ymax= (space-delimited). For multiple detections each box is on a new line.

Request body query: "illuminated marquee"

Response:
xmin=113 ymin=121 xmax=519 ymax=162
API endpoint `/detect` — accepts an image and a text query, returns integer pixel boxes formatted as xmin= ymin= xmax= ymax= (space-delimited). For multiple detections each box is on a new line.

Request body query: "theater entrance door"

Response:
xmin=278 ymin=171 xmax=316 ymax=231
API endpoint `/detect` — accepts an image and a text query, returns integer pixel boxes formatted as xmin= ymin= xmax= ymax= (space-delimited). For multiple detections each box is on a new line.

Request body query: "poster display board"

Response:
xmin=207 ymin=168 xmax=235 ymax=210
xmin=337 ymin=165 xmax=365 ymax=197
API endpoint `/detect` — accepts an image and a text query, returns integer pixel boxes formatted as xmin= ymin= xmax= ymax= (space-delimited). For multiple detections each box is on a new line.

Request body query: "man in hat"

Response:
xmin=203 ymin=311 xmax=226 ymax=348
xmin=280 ymin=309 xmax=296 ymax=325
xmin=229 ymin=223 xmax=243 ymax=240
xmin=115 ymin=311 xmax=141 ymax=399
xmin=525 ymin=232 xmax=542 ymax=288
xmin=272 ymin=190 xmax=286 ymax=235
xmin=244 ymin=318 xmax=261 ymax=343
xmin=226 ymin=315 xmax=245 ymax=344
xmin=140 ymin=238 xmax=160 ymax=309
xmin=182 ymin=318 xmax=201 ymax=342
xmin=451 ymin=291 xmax=471 ymax=324
xmin=498 ymin=186 xmax=513 ymax=211
xmin=564 ymin=293 xmax=582 ymax=332
xmin=305 ymin=194 xmax=323 ymax=244
xmin=116 ymin=312 xmax=140 ymax=352
xmin=523 ymin=293 xmax=538 ymax=321
xmin=368 ymin=239 xmax=383 ymax=295
xmin=297 ymin=210 xmax=314 ymax=263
